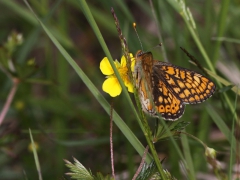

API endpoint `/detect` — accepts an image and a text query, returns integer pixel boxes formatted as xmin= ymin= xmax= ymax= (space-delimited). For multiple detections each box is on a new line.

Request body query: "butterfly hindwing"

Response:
xmin=151 ymin=72 xmax=185 ymax=120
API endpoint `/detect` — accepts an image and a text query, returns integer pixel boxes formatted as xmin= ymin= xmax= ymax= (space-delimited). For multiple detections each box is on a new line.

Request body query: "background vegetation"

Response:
xmin=0 ymin=0 xmax=239 ymax=179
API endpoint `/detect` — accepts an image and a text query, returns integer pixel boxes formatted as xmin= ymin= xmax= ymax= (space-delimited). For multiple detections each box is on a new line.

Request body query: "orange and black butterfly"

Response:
xmin=134 ymin=50 xmax=215 ymax=121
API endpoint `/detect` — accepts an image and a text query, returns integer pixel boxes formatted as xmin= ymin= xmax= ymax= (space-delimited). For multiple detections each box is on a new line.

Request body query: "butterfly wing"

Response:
xmin=153 ymin=61 xmax=216 ymax=104
xmin=135 ymin=51 xmax=156 ymax=115
xmin=151 ymin=72 xmax=185 ymax=120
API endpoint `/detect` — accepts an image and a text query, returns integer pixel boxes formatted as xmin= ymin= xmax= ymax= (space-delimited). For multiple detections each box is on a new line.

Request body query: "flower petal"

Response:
xmin=102 ymin=77 xmax=122 ymax=97
xmin=100 ymin=57 xmax=114 ymax=75
xmin=120 ymin=53 xmax=133 ymax=67
xmin=124 ymin=79 xmax=134 ymax=93
xmin=120 ymin=55 xmax=127 ymax=67
xmin=131 ymin=57 xmax=135 ymax=72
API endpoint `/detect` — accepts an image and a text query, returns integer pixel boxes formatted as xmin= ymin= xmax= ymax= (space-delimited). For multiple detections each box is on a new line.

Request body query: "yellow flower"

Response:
xmin=100 ymin=54 xmax=135 ymax=97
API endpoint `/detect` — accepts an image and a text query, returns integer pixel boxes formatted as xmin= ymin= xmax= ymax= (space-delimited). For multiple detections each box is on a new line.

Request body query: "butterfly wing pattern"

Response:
xmin=134 ymin=50 xmax=216 ymax=121
xmin=151 ymin=73 xmax=186 ymax=120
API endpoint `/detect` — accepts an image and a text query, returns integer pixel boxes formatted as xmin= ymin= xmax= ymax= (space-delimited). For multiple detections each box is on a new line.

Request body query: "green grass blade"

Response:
xmin=228 ymin=88 xmax=238 ymax=179
xmin=23 ymin=0 xmax=152 ymax=163
xmin=206 ymin=105 xmax=237 ymax=153
xmin=181 ymin=134 xmax=196 ymax=179
xmin=29 ymin=128 xmax=43 ymax=180
xmin=211 ymin=0 xmax=231 ymax=64
xmin=211 ymin=37 xmax=240 ymax=44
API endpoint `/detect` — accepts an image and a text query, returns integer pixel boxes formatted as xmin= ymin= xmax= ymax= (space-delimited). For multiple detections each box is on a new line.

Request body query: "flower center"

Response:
xmin=118 ymin=66 xmax=129 ymax=80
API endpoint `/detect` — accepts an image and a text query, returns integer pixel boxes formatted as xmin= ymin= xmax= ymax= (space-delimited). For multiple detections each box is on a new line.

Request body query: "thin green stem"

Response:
xmin=140 ymin=110 xmax=167 ymax=179
xmin=29 ymin=129 xmax=43 ymax=180
xmin=228 ymin=88 xmax=239 ymax=179
xmin=211 ymin=0 xmax=231 ymax=64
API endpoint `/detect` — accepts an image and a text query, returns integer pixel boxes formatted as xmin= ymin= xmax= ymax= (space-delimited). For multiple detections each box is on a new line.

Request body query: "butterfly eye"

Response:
xmin=137 ymin=50 xmax=144 ymax=57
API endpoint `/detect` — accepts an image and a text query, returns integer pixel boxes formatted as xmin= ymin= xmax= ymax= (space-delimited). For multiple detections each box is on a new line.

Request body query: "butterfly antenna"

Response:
xmin=133 ymin=22 xmax=144 ymax=51
xmin=145 ymin=43 xmax=162 ymax=52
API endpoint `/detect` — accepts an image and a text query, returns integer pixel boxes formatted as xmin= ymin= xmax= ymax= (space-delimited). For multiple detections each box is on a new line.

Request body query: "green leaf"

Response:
xmin=64 ymin=158 xmax=94 ymax=180
xmin=95 ymin=172 xmax=114 ymax=180
xmin=136 ymin=161 xmax=177 ymax=180
xmin=64 ymin=158 xmax=114 ymax=180
xmin=218 ymin=85 xmax=235 ymax=93
xmin=153 ymin=120 xmax=190 ymax=142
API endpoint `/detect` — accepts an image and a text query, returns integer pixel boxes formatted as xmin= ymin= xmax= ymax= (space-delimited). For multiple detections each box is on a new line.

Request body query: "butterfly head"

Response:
xmin=135 ymin=50 xmax=153 ymax=61
xmin=135 ymin=50 xmax=144 ymax=59
xmin=135 ymin=50 xmax=154 ymax=71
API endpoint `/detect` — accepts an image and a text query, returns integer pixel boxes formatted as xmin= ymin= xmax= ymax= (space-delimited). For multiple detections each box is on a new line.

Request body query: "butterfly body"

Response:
xmin=134 ymin=50 xmax=215 ymax=121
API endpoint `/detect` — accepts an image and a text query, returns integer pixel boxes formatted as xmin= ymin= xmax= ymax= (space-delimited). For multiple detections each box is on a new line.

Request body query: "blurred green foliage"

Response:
xmin=0 ymin=0 xmax=239 ymax=179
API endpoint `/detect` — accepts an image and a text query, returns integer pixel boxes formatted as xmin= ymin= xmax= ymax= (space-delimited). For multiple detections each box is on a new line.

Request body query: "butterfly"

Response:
xmin=134 ymin=50 xmax=216 ymax=121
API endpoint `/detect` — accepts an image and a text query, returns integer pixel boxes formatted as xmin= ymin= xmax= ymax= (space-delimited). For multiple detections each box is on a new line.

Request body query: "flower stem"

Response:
xmin=140 ymin=110 xmax=167 ymax=179
xmin=0 ymin=78 xmax=19 ymax=126
xmin=111 ymin=7 xmax=167 ymax=179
